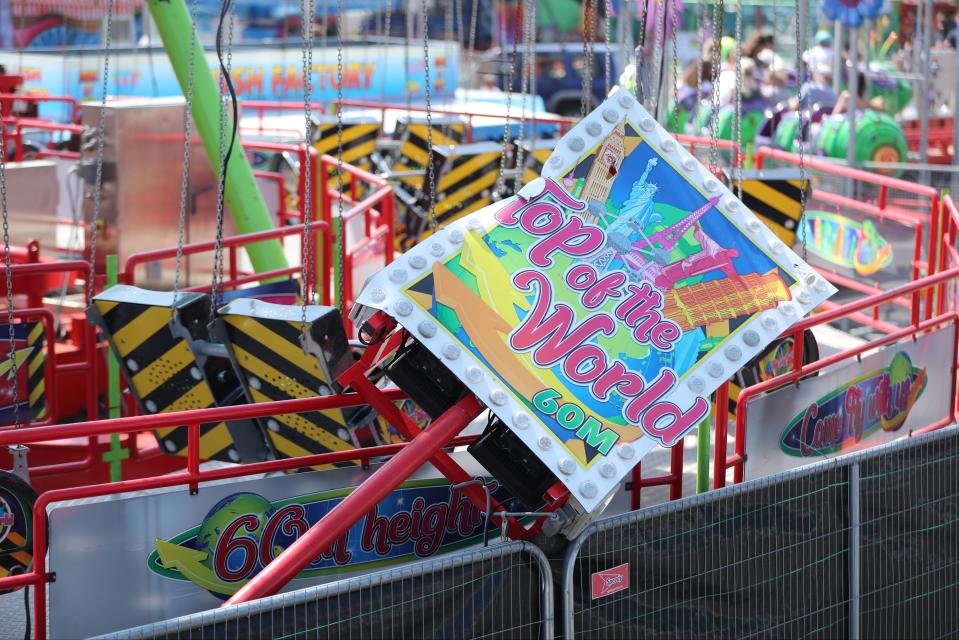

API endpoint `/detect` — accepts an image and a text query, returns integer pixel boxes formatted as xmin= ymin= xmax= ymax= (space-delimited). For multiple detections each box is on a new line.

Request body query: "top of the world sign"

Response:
xmin=356 ymin=89 xmax=836 ymax=512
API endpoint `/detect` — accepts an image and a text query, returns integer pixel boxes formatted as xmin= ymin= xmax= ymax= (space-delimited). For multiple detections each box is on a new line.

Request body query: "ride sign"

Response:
xmin=356 ymin=90 xmax=835 ymax=511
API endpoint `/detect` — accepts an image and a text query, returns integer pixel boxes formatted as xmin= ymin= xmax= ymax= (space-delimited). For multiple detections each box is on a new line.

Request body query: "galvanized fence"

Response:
xmin=97 ymin=541 xmax=553 ymax=640
xmin=562 ymin=426 xmax=959 ymax=639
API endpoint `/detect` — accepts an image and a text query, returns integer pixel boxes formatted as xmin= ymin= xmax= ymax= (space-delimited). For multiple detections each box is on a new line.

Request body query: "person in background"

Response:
xmin=803 ymin=30 xmax=834 ymax=78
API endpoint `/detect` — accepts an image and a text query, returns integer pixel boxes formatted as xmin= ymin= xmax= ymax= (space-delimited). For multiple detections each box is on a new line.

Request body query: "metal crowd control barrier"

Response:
xmin=562 ymin=425 xmax=959 ymax=640
xmin=97 ymin=541 xmax=554 ymax=640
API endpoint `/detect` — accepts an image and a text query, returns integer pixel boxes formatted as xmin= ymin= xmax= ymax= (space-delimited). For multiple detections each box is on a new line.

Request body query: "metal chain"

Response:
xmin=335 ymin=0 xmax=346 ymax=309
xmin=467 ymin=0 xmax=479 ymax=93
xmin=794 ymin=2 xmax=807 ymax=262
xmin=635 ymin=1 xmax=645 ymax=102
xmin=301 ymin=0 xmax=317 ymax=329
xmin=696 ymin=0 xmax=705 ymax=111
xmin=650 ymin=0 xmax=666 ymax=116
xmin=210 ymin=1 xmax=236 ymax=319
xmin=604 ymin=0 xmax=612 ymax=96
xmin=445 ymin=0 xmax=454 ymax=42
xmin=421 ymin=0 xmax=436 ymax=232
xmin=708 ymin=0 xmax=723 ymax=172
xmin=514 ymin=0 xmax=534 ymax=176
xmin=173 ymin=0 xmax=200 ymax=313
xmin=668 ymin=0 xmax=680 ymax=132
xmin=495 ymin=7 xmax=520 ymax=196
xmin=734 ymin=0 xmax=743 ymax=197
xmin=2 ymin=118 xmax=17 ymax=429
xmin=581 ymin=0 xmax=591 ymax=117
xmin=86 ymin=0 xmax=115 ymax=304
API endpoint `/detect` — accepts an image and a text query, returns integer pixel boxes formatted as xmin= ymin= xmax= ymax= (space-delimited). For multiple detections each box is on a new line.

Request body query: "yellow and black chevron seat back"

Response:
xmin=313 ymin=115 xmax=381 ymax=184
xmin=217 ymin=298 xmax=359 ymax=470
xmin=520 ymin=139 xmax=558 ymax=185
xmin=392 ymin=115 xmax=468 ymax=190
xmin=0 ymin=320 xmax=46 ymax=425
xmin=723 ymin=168 xmax=811 ymax=245
xmin=89 ymin=286 xmax=242 ymax=463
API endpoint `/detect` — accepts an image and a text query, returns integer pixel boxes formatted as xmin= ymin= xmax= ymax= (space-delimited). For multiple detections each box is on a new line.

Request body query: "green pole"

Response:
xmin=103 ymin=255 xmax=129 ymax=482
xmin=695 ymin=413 xmax=711 ymax=494
xmin=146 ymin=0 xmax=288 ymax=276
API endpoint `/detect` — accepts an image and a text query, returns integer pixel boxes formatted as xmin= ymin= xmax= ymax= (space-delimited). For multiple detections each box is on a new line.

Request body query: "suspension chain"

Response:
xmin=514 ymin=0 xmax=535 ymax=176
xmin=2 ymin=117 xmax=16 ymax=429
xmin=86 ymin=0 xmax=116 ymax=304
xmin=495 ymin=4 xmax=520 ymax=197
xmin=335 ymin=0 xmax=347 ymax=309
xmin=734 ymin=0 xmax=743 ymax=197
xmin=173 ymin=0 xmax=200 ymax=313
xmin=794 ymin=1 xmax=807 ymax=261
xmin=581 ymin=0 xmax=592 ymax=117
xmin=708 ymin=0 xmax=723 ymax=172
xmin=670 ymin=0 xmax=680 ymax=132
xmin=650 ymin=0 xmax=666 ymax=116
xmin=302 ymin=0 xmax=318 ymax=329
xmin=422 ymin=0 xmax=436 ymax=232
xmin=604 ymin=0 xmax=612 ymax=96
xmin=210 ymin=1 xmax=237 ymax=319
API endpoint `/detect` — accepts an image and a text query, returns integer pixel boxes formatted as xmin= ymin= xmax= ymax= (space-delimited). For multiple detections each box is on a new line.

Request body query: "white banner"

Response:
xmin=744 ymin=322 xmax=956 ymax=480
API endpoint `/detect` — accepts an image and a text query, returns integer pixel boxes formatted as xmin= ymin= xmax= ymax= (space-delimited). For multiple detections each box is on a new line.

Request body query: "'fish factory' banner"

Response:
xmin=744 ymin=321 xmax=957 ymax=480
xmin=356 ymin=90 xmax=836 ymax=512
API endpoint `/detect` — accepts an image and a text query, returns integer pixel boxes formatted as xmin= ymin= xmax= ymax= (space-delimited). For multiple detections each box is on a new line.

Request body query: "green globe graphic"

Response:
xmin=888 ymin=352 xmax=913 ymax=389
xmin=196 ymin=492 xmax=273 ymax=584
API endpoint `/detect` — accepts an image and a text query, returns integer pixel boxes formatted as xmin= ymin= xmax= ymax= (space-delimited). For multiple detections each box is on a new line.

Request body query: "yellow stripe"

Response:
xmin=0 ymin=566 xmax=8 ymax=577
xmin=110 ymin=306 xmax=171 ymax=356
xmin=438 ymin=152 xmax=500 ymax=191
xmin=760 ymin=217 xmax=796 ymax=244
xmin=234 ymin=344 xmax=347 ymax=426
xmin=226 ymin=316 xmax=331 ymax=385
xmin=27 ymin=323 xmax=43 ymax=345
xmin=27 ymin=351 xmax=43 ymax=377
xmin=197 ymin=422 xmax=233 ymax=459
xmin=130 ymin=340 xmax=195 ymax=399
xmin=315 ymin=123 xmax=378 ymax=151
xmin=744 ymin=180 xmax=802 ymax=220
xmin=250 ymin=387 xmax=353 ymax=453
xmin=226 ymin=316 xmax=329 ymax=380
xmin=94 ymin=300 xmax=118 ymax=316
xmin=164 ymin=381 xmax=215 ymax=413
xmin=11 ymin=551 xmax=31 ymax=566
xmin=436 ymin=171 xmax=498 ymax=215
xmin=28 ymin=379 xmax=44 ymax=406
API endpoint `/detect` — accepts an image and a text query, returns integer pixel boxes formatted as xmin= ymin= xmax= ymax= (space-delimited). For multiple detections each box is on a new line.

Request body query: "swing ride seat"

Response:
xmin=214 ymin=298 xmax=375 ymax=468
xmin=401 ymin=141 xmax=503 ymax=248
xmin=387 ymin=114 xmax=469 ymax=191
xmin=312 ymin=114 xmax=381 ymax=182
xmin=721 ymin=168 xmax=810 ymax=246
xmin=88 ymin=286 xmax=269 ymax=464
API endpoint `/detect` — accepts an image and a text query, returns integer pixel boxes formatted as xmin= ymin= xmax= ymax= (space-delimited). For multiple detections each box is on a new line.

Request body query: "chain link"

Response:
xmin=581 ymin=0 xmax=592 ymax=117
xmin=734 ymin=0 xmax=743 ymax=197
xmin=210 ymin=1 xmax=236 ymax=319
xmin=708 ymin=0 xmax=723 ymax=172
xmin=2 ymin=111 xmax=16 ymax=428
xmin=514 ymin=0 xmax=535 ymax=177
xmin=335 ymin=0 xmax=347 ymax=310
xmin=603 ymin=0 xmax=611 ymax=96
xmin=301 ymin=0 xmax=317 ymax=331
xmin=86 ymin=0 xmax=115 ymax=304
xmin=670 ymin=0 xmax=680 ymax=132
xmin=794 ymin=5 xmax=808 ymax=262
xmin=173 ymin=0 xmax=200 ymax=314
xmin=421 ymin=0 xmax=436 ymax=232
xmin=650 ymin=0 xmax=666 ymax=116
xmin=495 ymin=5 xmax=520 ymax=197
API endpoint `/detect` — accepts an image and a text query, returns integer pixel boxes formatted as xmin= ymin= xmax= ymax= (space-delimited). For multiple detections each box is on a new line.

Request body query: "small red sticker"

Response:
xmin=591 ymin=562 xmax=630 ymax=599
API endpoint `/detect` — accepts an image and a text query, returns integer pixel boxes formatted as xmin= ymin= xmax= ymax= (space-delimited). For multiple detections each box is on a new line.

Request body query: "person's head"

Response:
xmin=743 ymin=31 xmax=775 ymax=58
xmin=815 ymin=30 xmax=832 ymax=47
xmin=721 ymin=36 xmax=737 ymax=64
xmin=812 ymin=62 xmax=833 ymax=84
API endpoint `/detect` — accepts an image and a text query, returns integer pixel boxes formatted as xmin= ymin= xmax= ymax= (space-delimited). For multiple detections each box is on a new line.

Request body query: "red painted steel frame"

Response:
xmin=240 ymin=99 xmax=326 ymax=136
xmin=629 ymin=438 xmax=684 ymax=510
xmin=755 ymin=146 xmax=942 ymax=319
xmin=710 ymin=263 xmax=959 ymax=488
xmin=226 ymin=394 xmax=484 ymax=605
xmin=0 ymin=94 xmax=81 ymax=122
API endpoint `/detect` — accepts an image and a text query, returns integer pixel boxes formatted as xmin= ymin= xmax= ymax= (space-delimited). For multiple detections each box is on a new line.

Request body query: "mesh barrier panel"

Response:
xmin=98 ymin=542 xmax=552 ymax=640
xmin=860 ymin=433 xmax=959 ymax=639
xmin=565 ymin=467 xmax=849 ymax=639
xmin=564 ymin=427 xmax=959 ymax=639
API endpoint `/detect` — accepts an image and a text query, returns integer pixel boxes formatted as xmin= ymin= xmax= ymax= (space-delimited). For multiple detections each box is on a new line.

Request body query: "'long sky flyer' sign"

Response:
xmin=356 ymin=89 xmax=836 ymax=512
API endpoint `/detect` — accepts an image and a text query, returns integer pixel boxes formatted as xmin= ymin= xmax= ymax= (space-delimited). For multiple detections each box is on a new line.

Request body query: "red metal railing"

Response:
xmin=332 ymin=98 xmax=578 ymax=142
xmin=756 ymin=146 xmax=942 ymax=319
xmin=712 ymin=266 xmax=959 ymax=489
xmin=319 ymin=153 xmax=394 ymax=332
xmin=0 ymin=94 xmax=81 ymax=123
xmin=675 ymin=134 xmax=742 ymax=170
xmin=11 ymin=118 xmax=82 ymax=161
xmin=240 ymin=99 xmax=326 ymax=136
